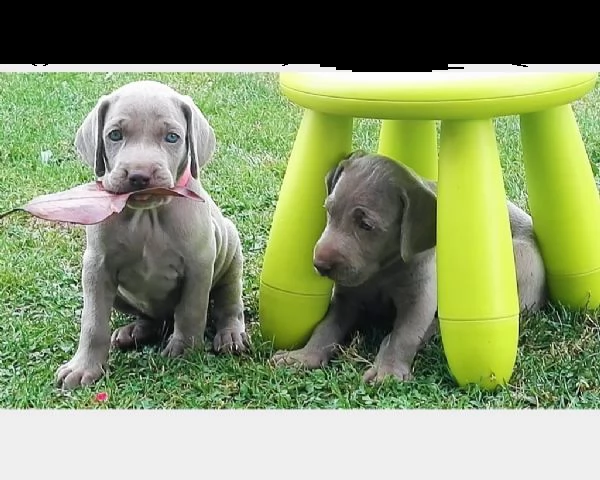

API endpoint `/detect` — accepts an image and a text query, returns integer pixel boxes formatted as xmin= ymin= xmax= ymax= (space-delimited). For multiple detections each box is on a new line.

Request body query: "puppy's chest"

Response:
xmin=113 ymin=232 xmax=185 ymax=296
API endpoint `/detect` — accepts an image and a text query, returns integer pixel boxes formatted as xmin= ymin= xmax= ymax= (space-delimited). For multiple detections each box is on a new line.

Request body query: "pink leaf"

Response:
xmin=0 ymin=181 xmax=204 ymax=225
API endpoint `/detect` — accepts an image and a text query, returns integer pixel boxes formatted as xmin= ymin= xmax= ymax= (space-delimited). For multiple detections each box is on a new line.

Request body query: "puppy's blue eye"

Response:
xmin=108 ymin=130 xmax=123 ymax=141
xmin=165 ymin=133 xmax=180 ymax=143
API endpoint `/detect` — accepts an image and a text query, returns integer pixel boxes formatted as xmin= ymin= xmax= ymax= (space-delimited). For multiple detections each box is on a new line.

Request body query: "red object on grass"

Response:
xmin=95 ymin=392 xmax=109 ymax=402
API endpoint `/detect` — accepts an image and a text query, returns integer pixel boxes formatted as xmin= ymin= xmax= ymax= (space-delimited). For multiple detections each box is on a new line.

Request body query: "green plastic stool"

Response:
xmin=259 ymin=72 xmax=600 ymax=390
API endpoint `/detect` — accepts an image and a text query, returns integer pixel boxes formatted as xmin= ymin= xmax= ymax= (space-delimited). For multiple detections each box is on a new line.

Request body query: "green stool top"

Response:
xmin=280 ymin=72 xmax=598 ymax=120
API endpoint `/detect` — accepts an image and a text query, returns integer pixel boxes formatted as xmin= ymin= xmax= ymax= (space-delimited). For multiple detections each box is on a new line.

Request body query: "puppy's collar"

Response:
xmin=176 ymin=163 xmax=192 ymax=187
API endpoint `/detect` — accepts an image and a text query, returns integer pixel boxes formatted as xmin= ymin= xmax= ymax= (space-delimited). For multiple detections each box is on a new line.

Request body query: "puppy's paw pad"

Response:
xmin=362 ymin=363 xmax=413 ymax=384
xmin=55 ymin=360 xmax=105 ymax=390
xmin=270 ymin=350 xmax=325 ymax=369
xmin=213 ymin=329 xmax=251 ymax=355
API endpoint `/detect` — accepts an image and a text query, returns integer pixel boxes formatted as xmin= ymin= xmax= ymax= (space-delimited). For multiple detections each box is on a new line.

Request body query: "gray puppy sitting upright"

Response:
xmin=56 ymin=80 xmax=249 ymax=390
xmin=273 ymin=150 xmax=546 ymax=383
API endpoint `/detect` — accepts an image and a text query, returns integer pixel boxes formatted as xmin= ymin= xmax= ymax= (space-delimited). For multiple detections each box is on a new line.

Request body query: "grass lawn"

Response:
xmin=1 ymin=72 xmax=599 ymax=409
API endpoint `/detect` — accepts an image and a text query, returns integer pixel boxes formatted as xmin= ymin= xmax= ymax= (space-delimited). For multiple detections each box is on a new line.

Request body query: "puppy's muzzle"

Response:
xmin=124 ymin=170 xmax=172 ymax=210
xmin=313 ymin=258 xmax=333 ymax=277
xmin=313 ymin=242 xmax=342 ymax=277
xmin=128 ymin=172 xmax=151 ymax=190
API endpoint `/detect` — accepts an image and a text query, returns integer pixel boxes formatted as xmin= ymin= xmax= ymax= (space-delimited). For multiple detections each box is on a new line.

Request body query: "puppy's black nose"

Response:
xmin=128 ymin=173 xmax=151 ymax=190
xmin=313 ymin=260 xmax=333 ymax=277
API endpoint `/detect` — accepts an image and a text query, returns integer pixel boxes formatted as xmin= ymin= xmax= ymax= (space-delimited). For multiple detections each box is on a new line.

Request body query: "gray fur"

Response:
xmin=272 ymin=150 xmax=547 ymax=383
xmin=56 ymin=80 xmax=249 ymax=390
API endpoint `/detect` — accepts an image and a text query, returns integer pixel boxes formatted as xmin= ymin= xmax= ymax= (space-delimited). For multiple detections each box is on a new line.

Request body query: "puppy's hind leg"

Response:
xmin=513 ymin=237 xmax=547 ymax=313
xmin=211 ymin=244 xmax=250 ymax=354
xmin=110 ymin=294 xmax=167 ymax=350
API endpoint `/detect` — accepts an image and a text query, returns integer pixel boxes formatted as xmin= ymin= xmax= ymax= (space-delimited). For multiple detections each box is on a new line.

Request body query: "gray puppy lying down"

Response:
xmin=272 ymin=150 xmax=547 ymax=383
xmin=56 ymin=80 xmax=249 ymax=390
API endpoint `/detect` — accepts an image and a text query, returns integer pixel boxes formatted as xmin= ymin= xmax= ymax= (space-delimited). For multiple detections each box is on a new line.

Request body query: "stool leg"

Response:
xmin=520 ymin=105 xmax=600 ymax=308
xmin=377 ymin=119 xmax=438 ymax=180
xmin=437 ymin=119 xmax=520 ymax=390
xmin=259 ymin=110 xmax=353 ymax=350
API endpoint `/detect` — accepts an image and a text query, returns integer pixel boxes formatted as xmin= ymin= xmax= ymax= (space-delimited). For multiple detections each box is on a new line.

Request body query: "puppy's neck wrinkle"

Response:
xmin=378 ymin=252 xmax=406 ymax=275
xmin=126 ymin=207 xmax=161 ymax=235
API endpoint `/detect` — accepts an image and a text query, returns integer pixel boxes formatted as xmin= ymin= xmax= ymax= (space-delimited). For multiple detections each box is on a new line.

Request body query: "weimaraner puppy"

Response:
xmin=272 ymin=150 xmax=547 ymax=383
xmin=56 ymin=80 xmax=249 ymax=390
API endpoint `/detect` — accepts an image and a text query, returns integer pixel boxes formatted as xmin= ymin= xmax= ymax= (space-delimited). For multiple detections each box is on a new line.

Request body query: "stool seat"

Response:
xmin=280 ymin=72 xmax=598 ymax=119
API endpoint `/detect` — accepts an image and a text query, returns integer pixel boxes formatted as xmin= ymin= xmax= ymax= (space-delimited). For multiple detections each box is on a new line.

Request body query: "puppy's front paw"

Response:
xmin=111 ymin=320 xmax=162 ymax=351
xmin=160 ymin=335 xmax=202 ymax=358
xmin=271 ymin=349 xmax=327 ymax=369
xmin=362 ymin=360 xmax=413 ymax=384
xmin=213 ymin=328 xmax=251 ymax=355
xmin=56 ymin=355 xmax=106 ymax=390
xmin=160 ymin=337 xmax=187 ymax=358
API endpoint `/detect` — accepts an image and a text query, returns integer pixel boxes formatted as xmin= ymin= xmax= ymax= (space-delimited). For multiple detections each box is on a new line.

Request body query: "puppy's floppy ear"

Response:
xmin=396 ymin=164 xmax=437 ymax=262
xmin=325 ymin=161 xmax=346 ymax=195
xmin=179 ymin=95 xmax=216 ymax=179
xmin=325 ymin=149 xmax=368 ymax=194
xmin=75 ymin=96 xmax=111 ymax=179
xmin=345 ymin=149 xmax=369 ymax=161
